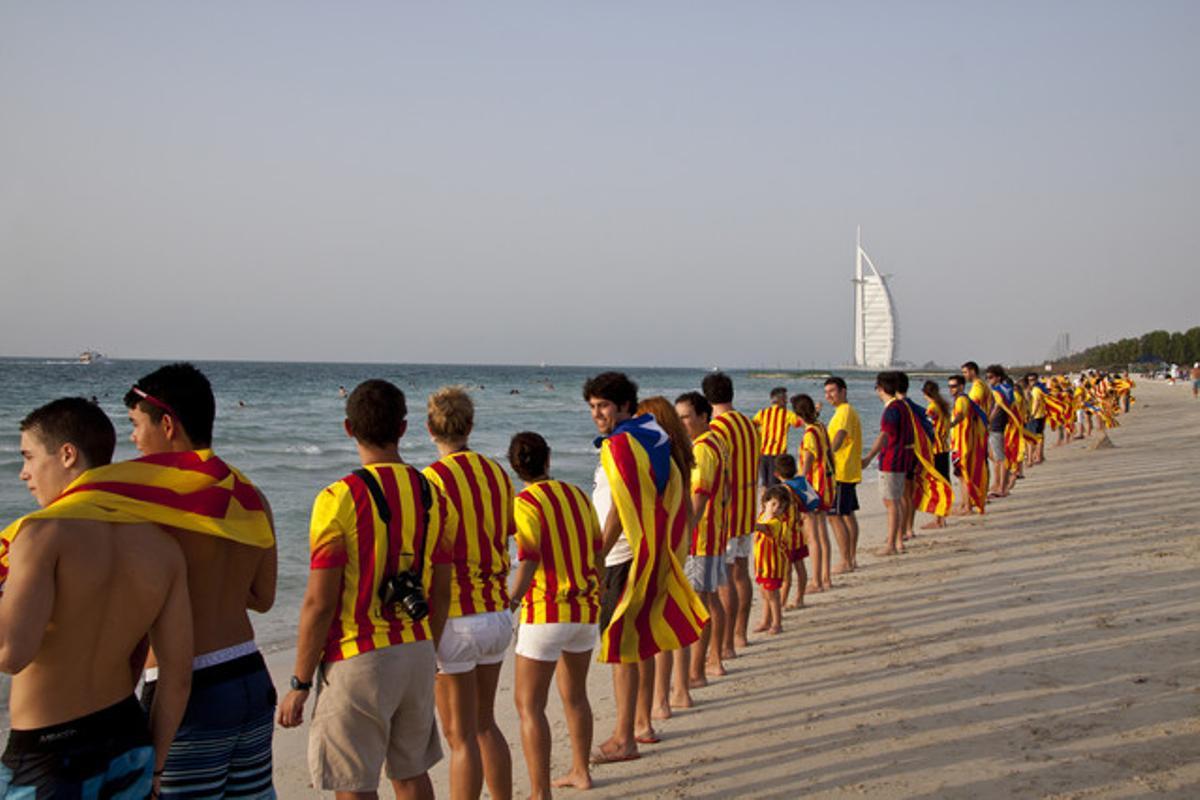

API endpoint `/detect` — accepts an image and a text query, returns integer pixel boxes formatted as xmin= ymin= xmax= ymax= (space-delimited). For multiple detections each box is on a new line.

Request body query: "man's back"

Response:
xmin=7 ymin=519 xmax=186 ymax=729
xmin=710 ymin=410 xmax=758 ymax=537
xmin=165 ymin=531 xmax=273 ymax=657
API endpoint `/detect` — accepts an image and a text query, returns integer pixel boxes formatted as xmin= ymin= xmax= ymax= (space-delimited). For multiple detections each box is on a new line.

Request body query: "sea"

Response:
xmin=0 ymin=358 xmax=886 ymax=674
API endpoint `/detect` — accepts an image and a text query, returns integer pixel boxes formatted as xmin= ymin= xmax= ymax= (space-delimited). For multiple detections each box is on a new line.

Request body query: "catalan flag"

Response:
xmin=799 ymin=423 xmax=835 ymax=511
xmin=951 ymin=394 xmax=989 ymax=514
xmin=1039 ymin=382 xmax=1071 ymax=430
xmin=597 ymin=415 xmax=708 ymax=664
xmin=1 ymin=450 xmax=273 ymax=587
xmin=992 ymin=384 xmax=1039 ymax=468
xmin=901 ymin=399 xmax=954 ymax=517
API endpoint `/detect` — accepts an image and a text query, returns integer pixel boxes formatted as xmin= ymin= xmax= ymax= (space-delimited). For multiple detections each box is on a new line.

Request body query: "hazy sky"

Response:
xmin=2 ymin=2 xmax=1197 ymax=368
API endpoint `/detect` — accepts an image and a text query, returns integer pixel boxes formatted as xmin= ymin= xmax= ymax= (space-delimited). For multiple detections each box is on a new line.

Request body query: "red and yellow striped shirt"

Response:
xmin=688 ymin=430 xmax=728 ymax=557
xmin=926 ymin=402 xmax=950 ymax=455
xmin=309 ymin=463 xmax=455 ymax=663
xmin=752 ymin=405 xmax=801 ymax=456
xmin=753 ymin=516 xmax=788 ymax=583
xmin=710 ymin=410 xmax=760 ymax=539
xmin=424 ymin=451 xmax=515 ymax=618
xmin=513 ymin=479 xmax=602 ymax=625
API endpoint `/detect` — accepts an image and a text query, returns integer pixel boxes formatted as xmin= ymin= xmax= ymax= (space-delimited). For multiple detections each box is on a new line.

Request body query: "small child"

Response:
xmin=772 ymin=455 xmax=811 ymax=606
xmin=753 ymin=485 xmax=791 ymax=635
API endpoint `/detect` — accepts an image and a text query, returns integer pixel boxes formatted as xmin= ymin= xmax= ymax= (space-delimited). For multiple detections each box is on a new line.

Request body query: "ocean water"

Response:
xmin=0 ymin=358 xmax=887 ymax=653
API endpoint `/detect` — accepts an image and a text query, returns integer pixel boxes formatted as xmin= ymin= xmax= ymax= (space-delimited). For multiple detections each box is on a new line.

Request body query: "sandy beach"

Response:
xmin=264 ymin=379 xmax=1200 ymax=798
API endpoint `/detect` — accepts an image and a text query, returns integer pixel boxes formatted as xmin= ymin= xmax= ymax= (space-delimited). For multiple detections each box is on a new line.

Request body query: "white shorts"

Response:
xmin=436 ymin=610 xmax=513 ymax=675
xmin=514 ymin=622 xmax=598 ymax=663
xmin=725 ymin=533 xmax=753 ymax=563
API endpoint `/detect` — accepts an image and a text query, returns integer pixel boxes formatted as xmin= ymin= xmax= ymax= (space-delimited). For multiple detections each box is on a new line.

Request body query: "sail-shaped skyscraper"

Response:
xmin=852 ymin=228 xmax=898 ymax=368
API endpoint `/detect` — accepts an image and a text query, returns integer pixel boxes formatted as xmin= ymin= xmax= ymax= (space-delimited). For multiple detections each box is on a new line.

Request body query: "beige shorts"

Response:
xmin=878 ymin=471 xmax=906 ymax=501
xmin=436 ymin=610 xmax=513 ymax=675
xmin=309 ymin=641 xmax=442 ymax=791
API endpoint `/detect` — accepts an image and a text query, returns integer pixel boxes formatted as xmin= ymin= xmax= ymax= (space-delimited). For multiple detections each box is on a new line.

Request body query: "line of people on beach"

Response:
xmin=0 ymin=361 xmax=1134 ymax=799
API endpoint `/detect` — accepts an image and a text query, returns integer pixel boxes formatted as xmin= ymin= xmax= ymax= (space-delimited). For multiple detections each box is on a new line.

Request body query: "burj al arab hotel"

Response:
xmin=852 ymin=228 xmax=898 ymax=368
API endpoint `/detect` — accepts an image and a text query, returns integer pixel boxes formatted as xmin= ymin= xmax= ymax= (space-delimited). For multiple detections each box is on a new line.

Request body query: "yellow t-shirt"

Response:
xmin=827 ymin=403 xmax=862 ymax=484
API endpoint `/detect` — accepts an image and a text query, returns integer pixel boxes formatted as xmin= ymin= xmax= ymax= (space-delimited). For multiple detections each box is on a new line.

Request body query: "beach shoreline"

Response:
xmin=264 ymin=380 xmax=1200 ymax=798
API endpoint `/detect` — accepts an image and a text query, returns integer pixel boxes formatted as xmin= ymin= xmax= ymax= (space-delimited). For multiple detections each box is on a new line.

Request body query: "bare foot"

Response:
xmin=592 ymin=738 xmax=639 ymax=764
xmin=734 ymin=635 xmax=750 ymax=648
xmin=875 ymin=547 xmax=898 ymax=556
xmin=689 ymin=673 xmax=709 ymax=688
xmin=831 ymin=562 xmax=852 ymax=575
xmin=784 ymin=602 xmax=801 ymax=610
xmin=821 ymin=582 xmax=834 ymax=590
xmin=752 ymin=621 xmax=770 ymax=633
xmin=670 ymin=691 xmax=692 ymax=709
xmin=553 ymin=770 xmax=594 ymax=789
xmin=706 ymin=661 xmax=727 ymax=677
xmin=806 ymin=581 xmax=823 ymax=592
xmin=768 ymin=626 xmax=782 ymax=635
xmin=920 ymin=520 xmax=945 ymax=530
xmin=721 ymin=648 xmax=738 ymax=660
xmin=651 ymin=704 xmax=671 ymax=721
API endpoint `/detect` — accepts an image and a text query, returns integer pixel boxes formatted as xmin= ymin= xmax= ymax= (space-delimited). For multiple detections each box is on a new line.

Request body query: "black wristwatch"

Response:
xmin=290 ymin=675 xmax=313 ymax=691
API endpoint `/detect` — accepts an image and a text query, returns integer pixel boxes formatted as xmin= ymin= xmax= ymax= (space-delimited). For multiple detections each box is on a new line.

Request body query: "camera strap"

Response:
xmin=352 ymin=467 xmax=433 ymax=582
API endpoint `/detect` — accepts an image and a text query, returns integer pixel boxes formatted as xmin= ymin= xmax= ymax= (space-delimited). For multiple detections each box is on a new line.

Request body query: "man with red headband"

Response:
xmin=123 ymin=363 xmax=278 ymax=799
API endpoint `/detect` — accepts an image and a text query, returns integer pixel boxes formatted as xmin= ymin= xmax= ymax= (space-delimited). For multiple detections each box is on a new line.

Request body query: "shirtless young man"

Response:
xmin=1 ymin=398 xmax=192 ymax=799
xmin=124 ymin=364 xmax=278 ymax=799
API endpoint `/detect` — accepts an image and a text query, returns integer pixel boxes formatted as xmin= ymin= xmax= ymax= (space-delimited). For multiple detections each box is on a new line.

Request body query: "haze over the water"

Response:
xmin=1 ymin=2 xmax=1197 ymax=368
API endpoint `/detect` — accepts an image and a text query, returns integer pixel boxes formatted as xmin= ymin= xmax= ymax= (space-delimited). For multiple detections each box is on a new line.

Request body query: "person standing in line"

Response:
xmin=1 ymin=398 xmax=193 ymax=800
xmin=507 ymin=432 xmax=600 ymax=799
xmin=751 ymin=387 xmax=801 ymax=493
xmin=823 ymin=377 xmax=862 ymax=573
xmin=124 ymin=363 xmax=278 ymax=799
xmin=921 ymin=380 xmax=953 ymax=530
xmin=585 ymin=372 xmax=707 ymax=765
xmin=674 ymin=391 xmax=730 ymax=684
xmin=423 ymin=387 xmax=515 ymax=800
xmin=862 ymin=372 xmax=914 ymax=557
xmin=703 ymin=372 xmax=759 ymax=657
xmin=279 ymin=379 xmax=453 ymax=800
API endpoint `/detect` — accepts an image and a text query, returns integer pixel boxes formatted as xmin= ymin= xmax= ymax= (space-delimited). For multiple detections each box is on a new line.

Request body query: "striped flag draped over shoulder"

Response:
xmin=1 ymin=450 xmax=273 ymax=586
xmin=952 ymin=395 xmax=990 ymax=514
xmin=901 ymin=399 xmax=954 ymax=516
xmin=992 ymin=383 xmax=1038 ymax=467
xmin=596 ymin=415 xmax=708 ymax=663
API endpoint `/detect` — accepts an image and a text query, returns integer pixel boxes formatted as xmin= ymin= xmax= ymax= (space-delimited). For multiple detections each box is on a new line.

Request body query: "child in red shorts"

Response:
xmin=752 ymin=485 xmax=790 ymax=634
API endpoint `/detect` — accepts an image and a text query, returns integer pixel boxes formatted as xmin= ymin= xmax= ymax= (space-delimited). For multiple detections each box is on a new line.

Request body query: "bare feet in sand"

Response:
xmin=706 ymin=661 xmax=727 ymax=677
xmin=920 ymin=520 xmax=945 ymax=530
xmin=721 ymin=648 xmax=738 ymax=660
xmin=592 ymin=738 xmax=639 ymax=764
xmin=553 ymin=770 xmax=594 ymax=790
xmin=806 ymin=581 xmax=824 ymax=592
xmin=752 ymin=621 xmax=770 ymax=633
xmin=734 ymin=635 xmax=750 ymax=649
xmin=831 ymin=561 xmax=852 ymax=575
xmin=651 ymin=704 xmax=671 ymax=721
xmin=785 ymin=601 xmax=805 ymax=611
xmin=768 ymin=626 xmax=782 ymax=635
xmin=875 ymin=547 xmax=898 ymax=556
xmin=670 ymin=691 xmax=692 ymax=710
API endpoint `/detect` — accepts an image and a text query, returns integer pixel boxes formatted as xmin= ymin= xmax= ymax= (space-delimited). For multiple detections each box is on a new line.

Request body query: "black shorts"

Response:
xmin=829 ymin=482 xmax=859 ymax=516
xmin=1 ymin=696 xmax=152 ymax=799
xmin=1026 ymin=418 xmax=1046 ymax=435
xmin=598 ymin=559 xmax=633 ymax=633
xmin=934 ymin=452 xmax=951 ymax=483
xmin=759 ymin=455 xmax=781 ymax=488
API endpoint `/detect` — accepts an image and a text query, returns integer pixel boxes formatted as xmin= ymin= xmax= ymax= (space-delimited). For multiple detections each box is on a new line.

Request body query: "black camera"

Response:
xmin=380 ymin=570 xmax=429 ymax=621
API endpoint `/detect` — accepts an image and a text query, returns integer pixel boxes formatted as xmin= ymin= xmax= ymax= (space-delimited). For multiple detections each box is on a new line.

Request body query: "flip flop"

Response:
xmin=635 ymin=732 xmax=661 ymax=744
xmin=591 ymin=748 xmax=642 ymax=764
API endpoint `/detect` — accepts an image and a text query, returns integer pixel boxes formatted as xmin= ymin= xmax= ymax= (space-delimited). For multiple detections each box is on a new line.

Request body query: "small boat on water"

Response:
xmin=78 ymin=350 xmax=106 ymax=364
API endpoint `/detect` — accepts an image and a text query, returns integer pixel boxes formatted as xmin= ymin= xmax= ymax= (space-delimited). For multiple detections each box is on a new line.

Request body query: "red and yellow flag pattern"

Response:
xmin=710 ymin=410 xmax=760 ymax=540
xmin=752 ymin=405 xmax=801 ymax=456
xmin=424 ymin=451 xmax=515 ymax=618
xmin=1 ymin=450 xmax=273 ymax=586
xmin=513 ymin=479 xmax=602 ymax=626
xmin=598 ymin=431 xmax=708 ymax=663
xmin=900 ymin=402 xmax=954 ymax=516
xmin=951 ymin=395 xmax=989 ymax=514
xmin=800 ymin=424 xmax=835 ymax=511
xmin=753 ymin=516 xmax=788 ymax=584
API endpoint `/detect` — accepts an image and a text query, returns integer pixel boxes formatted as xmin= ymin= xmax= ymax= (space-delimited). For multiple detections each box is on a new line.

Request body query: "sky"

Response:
xmin=1 ymin=1 xmax=1197 ymax=368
